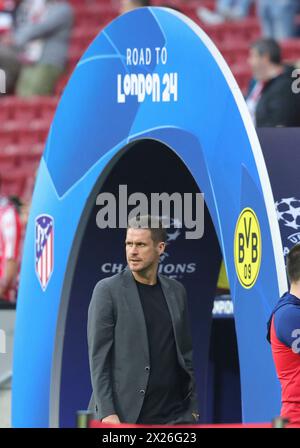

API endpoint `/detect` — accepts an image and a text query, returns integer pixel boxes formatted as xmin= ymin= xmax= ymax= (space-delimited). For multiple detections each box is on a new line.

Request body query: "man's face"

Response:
xmin=248 ymin=47 xmax=269 ymax=81
xmin=125 ymin=228 xmax=165 ymax=273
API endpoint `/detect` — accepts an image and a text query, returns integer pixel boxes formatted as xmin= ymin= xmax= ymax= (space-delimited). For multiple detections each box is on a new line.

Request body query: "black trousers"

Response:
xmin=165 ymin=408 xmax=197 ymax=425
xmin=139 ymin=407 xmax=197 ymax=425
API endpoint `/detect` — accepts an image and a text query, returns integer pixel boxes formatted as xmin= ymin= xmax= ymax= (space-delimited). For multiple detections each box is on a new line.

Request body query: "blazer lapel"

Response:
xmin=158 ymin=274 xmax=185 ymax=367
xmin=122 ymin=268 xmax=150 ymax=362
xmin=158 ymin=273 xmax=177 ymax=324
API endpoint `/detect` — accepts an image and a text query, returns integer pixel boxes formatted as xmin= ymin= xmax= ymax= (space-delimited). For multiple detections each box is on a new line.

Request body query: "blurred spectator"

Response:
xmin=0 ymin=0 xmax=22 ymax=93
xmin=0 ymin=0 xmax=74 ymax=96
xmin=119 ymin=0 xmax=150 ymax=14
xmin=246 ymin=38 xmax=300 ymax=126
xmin=0 ymin=0 xmax=20 ymax=33
xmin=256 ymin=0 xmax=298 ymax=41
xmin=0 ymin=185 xmax=22 ymax=309
xmin=197 ymin=0 xmax=253 ymax=25
xmin=9 ymin=195 xmax=29 ymax=228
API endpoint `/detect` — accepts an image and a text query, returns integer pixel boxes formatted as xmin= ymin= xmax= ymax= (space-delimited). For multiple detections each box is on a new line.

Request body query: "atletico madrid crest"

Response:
xmin=35 ymin=215 xmax=54 ymax=291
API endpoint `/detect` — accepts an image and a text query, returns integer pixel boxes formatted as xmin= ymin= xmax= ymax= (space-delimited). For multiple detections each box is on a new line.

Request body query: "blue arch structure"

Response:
xmin=12 ymin=7 xmax=287 ymax=427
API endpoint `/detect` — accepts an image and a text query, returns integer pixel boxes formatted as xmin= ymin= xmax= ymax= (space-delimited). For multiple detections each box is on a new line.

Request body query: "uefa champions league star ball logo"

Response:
xmin=275 ymin=197 xmax=300 ymax=256
xmin=275 ymin=197 xmax=300 ymax=231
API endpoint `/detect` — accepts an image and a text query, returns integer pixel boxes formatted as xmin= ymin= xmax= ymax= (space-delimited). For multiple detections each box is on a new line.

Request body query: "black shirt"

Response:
xmin=255 ymin=65 xmax=300 ymax=127
xmin=135 ymin=278 xmax=188 ymax=424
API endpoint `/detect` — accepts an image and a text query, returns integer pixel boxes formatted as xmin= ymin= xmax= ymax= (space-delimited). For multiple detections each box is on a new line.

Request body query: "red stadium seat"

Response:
xmin=201 ymin=17 xmax=261 ymax=47
xmin=0 ymin=153 xmax=18 ymax=171
xmin=13 ymin=101 xmax=39 ymax=122
xmin=55 ymin=74 xmax=70 ymax=96
xmin=0 ymin=0 xmax=260 ymax=202
xmin=0 ymin=127 xmax=16 ymax=146
xmin=281 ymin=39 xmax=300 ymax=63
xmin=232 ymin=64 xmax=252 ymax=94
xmin=71 ymin=26 xmax=98 ymax=45
xmin=0 ymin=121 xmax=49 ymax=145
xmin=0 ymin=97 xmax=16 ymax=121
xmin=72 ymin=3 xmax=118 ymax=17
xmin=220 ymin=41 xmax=249 ymax=65
xmin=0 ymin=170 xmax=27 ymax=198
xmin=69 ymin=0 xmax=111 ymax=6
xmin=34 ymin=97 xmax=58 ymax=120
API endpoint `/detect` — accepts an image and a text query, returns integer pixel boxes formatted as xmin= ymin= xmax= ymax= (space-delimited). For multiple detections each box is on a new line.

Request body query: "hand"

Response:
xmin=101 ymin=414 xmax=120 ymax=424
xmin=191 ymin=411 xmax=199 ymax=422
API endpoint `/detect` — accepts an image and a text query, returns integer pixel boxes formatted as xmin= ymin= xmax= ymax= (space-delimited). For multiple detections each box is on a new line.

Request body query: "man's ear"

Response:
xmin=158 ymin=241 xmax=166 ymax=254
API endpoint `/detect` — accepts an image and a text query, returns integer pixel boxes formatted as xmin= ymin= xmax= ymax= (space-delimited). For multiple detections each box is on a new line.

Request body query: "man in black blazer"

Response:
xmin=87 ymin=215 xmax=199 ymax=424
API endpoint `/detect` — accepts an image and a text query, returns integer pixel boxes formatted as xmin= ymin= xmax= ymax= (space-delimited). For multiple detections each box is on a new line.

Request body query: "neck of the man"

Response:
xmin=263 ymin=64 xmax=283 ymax=82
xmin=131 ymin=267 xmax=158 ymax=285
xmin=289 ymin=283 xmax=300 ymax=300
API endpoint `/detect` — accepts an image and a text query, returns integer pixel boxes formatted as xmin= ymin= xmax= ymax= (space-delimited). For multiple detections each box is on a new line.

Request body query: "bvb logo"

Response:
xmin=234 ymin=208 xmax=261 ymax=289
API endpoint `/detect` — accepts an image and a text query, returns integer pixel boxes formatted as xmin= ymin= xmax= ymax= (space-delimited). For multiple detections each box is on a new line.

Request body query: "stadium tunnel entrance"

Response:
xmin=50 ymin=138 xmax=241 ymax=427
xmin=13 ymin=7 xmax=285 ymax=429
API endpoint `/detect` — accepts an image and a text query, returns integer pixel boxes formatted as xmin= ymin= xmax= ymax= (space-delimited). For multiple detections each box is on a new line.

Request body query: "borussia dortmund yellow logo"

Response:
xmin=234 ymin=208 xmax=261 ymax=289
